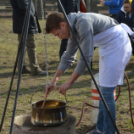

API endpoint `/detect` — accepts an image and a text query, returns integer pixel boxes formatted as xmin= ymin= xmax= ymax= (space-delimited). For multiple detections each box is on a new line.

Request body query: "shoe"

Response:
xmin=86 ymin=129 xmax=98 ymax=134
xmin=37 ymin=70 xmax=47 ymax=75
xmin=22 ymin=66 xmax=31 ymax=74
xmin=75 ymin=59 xmax=77 ymax=62
xmin=32 ymin=70 xmax=47 ymax=76
xmin=127 ymin=70 xmax=134 ymax=76
xmin=87 ymin=128 xmax=104 ymax=134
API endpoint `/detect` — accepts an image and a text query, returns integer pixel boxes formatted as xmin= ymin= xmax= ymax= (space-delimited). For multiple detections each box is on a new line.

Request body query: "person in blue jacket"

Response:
xmin=100 ymin=0 xmax=124 ymax=19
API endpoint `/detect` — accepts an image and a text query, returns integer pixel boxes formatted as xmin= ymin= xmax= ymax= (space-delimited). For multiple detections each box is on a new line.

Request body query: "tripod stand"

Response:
xmin=0 ymin=0 xmax=32 ymax=133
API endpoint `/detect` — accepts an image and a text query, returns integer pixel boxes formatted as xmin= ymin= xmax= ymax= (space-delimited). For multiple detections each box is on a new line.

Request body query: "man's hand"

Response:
xmin=56 ymin=82 xmax=72 ymax=96
xmin=46 ymin=84 xmax=55 ymax=96
xmin=100 ymin=0 xmax=105 ymax=6
xmin=56 ymin=71 xmax=80 ymax=96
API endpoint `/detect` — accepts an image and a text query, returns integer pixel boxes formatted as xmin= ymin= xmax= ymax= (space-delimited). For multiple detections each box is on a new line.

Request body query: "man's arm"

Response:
xmin=57 ymin=71 xmax=80 ymax=96
xmin=46 ymin=66 xmax=80 ymax=96
xmin=46 ymin=69 xmax=64 ymax=95
xmin=46 ymin=33 xmax=79 ymax=96
xmin=49 ymin=69 xmax=64 ymax=85
xmin=74 ymin=15 xmax=94 ymax=75
xmin=105 ymin=0 xmax=121 ymax=7
xmin=58 ymin=37 xmax=79 ymax=73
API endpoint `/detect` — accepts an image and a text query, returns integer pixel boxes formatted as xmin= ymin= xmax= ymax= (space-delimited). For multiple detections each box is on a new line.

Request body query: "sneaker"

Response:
xmin=22 ymin=66 xmax=31 ymax=74
xmin=87 ymin=128 xmax=104 ymax=134
xmin=127 ymin=70 xmax=134 ymax=76
xmin=87 ymin=129 xmax=98 ymax=134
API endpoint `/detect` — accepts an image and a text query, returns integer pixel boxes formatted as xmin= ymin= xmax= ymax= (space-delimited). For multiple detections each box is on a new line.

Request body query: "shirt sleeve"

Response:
xmin=105 ymin=0 xmax=120 ymax=7
xmin=74 ymin=18 xmax=94 ymax=75
xmin=58 ymin=38 xmax=78 ymax=72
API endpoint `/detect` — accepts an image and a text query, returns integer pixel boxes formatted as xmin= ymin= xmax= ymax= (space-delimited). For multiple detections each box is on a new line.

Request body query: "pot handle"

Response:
xmin=30 ymin=84 xmax=68 ymax=104
xmin=30 ymin=85 xmax=46 ymax=104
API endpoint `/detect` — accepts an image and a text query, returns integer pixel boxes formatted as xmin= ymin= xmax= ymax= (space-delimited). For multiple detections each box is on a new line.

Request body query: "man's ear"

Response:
xmin=59 ymin=22 xmax=66 ymax=28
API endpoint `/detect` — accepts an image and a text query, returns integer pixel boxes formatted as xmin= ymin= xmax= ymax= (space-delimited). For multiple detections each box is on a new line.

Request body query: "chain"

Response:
xmin=40 ymin=0 xmax=49 ymax=84
xmin=39 ymin=1 xmax=67 ymax=104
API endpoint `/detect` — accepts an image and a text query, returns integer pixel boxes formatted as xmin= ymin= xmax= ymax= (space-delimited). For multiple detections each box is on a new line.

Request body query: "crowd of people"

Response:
xmin=10 ymin=0 xmax=134 ymax=77
xmin=100 ymin=0 xmax=134 ymax=76
xmin=9 ymin=0 xmax=134 ymax=134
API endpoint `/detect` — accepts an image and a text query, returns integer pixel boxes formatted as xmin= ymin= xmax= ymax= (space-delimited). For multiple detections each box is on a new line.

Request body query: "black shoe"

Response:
xmin=36 ymin=70 xmax=47 ymax=75
xmin=22 ymin=66 xmax=31 ymax=74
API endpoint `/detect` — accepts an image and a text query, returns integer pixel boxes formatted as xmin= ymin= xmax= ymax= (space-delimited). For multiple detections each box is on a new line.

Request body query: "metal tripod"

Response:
xmin=0 ymin=0 xmax=32 ymax=133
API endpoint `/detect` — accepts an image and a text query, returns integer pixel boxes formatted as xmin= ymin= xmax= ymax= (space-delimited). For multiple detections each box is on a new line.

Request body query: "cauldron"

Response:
xmin=31 ymin=99 xmax=67 ymax=127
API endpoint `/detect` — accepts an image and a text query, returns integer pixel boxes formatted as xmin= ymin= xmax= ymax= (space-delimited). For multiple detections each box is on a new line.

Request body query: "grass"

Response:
xmin=0 ymin=18 xmax=134 ymax=134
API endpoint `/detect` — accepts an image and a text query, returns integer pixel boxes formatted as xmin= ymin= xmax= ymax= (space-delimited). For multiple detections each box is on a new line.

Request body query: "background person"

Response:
xmin=131 ymin=0 xmax=134 ymax=21
xmin=116 ymin=0 xmax=134 ymax=76
xmin=45 ymin=12 xmax=132 ymax=134
xmin=100 ymin=0 xmax=124 ymax=19
xmin=57 ymin=0 xmax=79 ymax=59
xmin=116 ymin=0 xmax=134 ymax=30
xmin=58 ymin=0 xmax=86 ymax=59
xmin=10 ymin=0 xmax=46 ymax=75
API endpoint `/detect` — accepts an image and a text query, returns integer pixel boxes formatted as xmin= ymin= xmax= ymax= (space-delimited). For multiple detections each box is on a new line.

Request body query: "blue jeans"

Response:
xmin=96 ymin=86 xmax=116 ymax=134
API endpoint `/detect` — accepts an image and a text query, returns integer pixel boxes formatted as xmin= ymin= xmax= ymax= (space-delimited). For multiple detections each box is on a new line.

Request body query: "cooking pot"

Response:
xmin=30 ymin=88 xmax=67 ymax=127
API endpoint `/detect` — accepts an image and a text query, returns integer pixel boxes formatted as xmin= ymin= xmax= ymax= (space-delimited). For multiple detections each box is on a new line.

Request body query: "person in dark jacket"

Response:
xmin=116 ymin=0 xmax=134 ymax=30
xmin=100 ymin=0 xmax=124 ymax=19
xmin=131 ymin=0 xmax=134 ymax=21
xmin=58 ymin=0 xmax=80 ymax=59
xmin=10 ymin=0 xmax=46 ymax=75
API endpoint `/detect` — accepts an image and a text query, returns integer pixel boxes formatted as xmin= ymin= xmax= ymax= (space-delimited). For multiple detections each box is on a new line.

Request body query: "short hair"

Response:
xmin=45 ymin=12 xmax=66 ymax=33
xmin=124 ymin=0 xmax=132 ymax=4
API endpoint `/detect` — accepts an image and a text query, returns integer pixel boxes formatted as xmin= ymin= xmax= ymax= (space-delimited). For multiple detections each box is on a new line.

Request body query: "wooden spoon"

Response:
xmin=41 ymin=94 xmax=47 ymax=109
xmin=41 ymin=84 xmax=53 ymax=108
